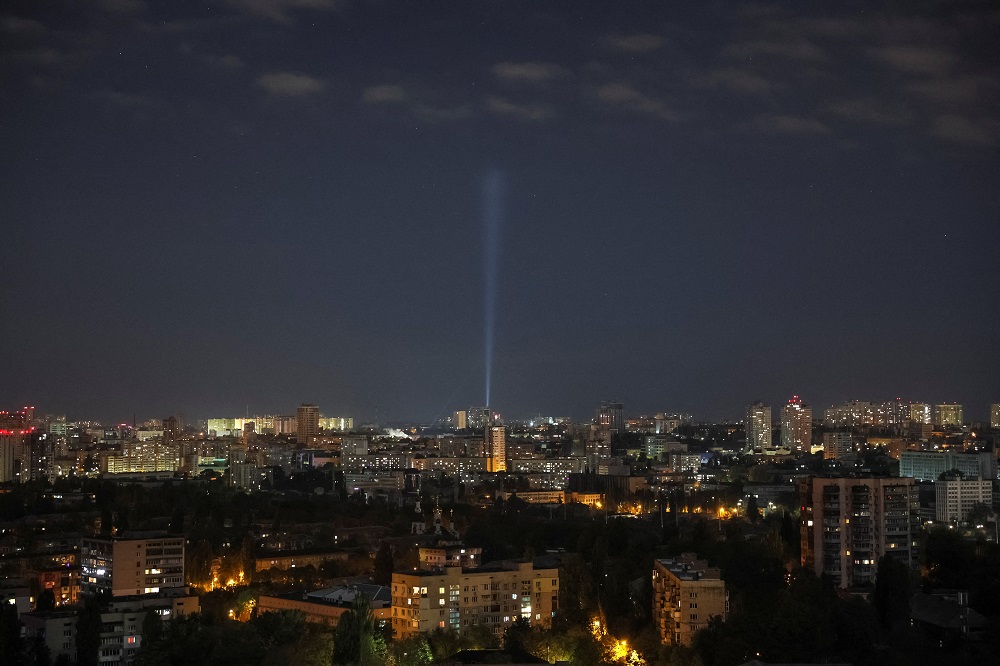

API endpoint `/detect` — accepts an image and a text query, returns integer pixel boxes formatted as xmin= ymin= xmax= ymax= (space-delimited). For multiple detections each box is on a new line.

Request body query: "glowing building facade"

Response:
xmin=909 ymin=403 xmax=932 ymax=425
xmin=933 ymin=404 xmax=963 ymax=427
xmin=485 ymin=426 xmax=506 ymax=473
xmin=390 ymin=560 xmax=557 ymax=639
xmin=745 ymin=401 xmax=771 ymax=451
xmin=780 ymin=396 xmax=812 ymax=451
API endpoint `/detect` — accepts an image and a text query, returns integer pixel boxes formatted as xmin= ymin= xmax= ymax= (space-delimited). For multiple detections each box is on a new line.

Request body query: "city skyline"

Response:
xmin=9 ymin=393 xmax=999 ymax=427
xmin=2 ymin=2 xmax=998 ymax=426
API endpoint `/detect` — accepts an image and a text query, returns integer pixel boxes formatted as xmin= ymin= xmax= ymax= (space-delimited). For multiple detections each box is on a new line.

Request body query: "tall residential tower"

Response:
xmin=745 ymin=401 xmax=771 ymax=451
xmin=781 ymin=396 xmax=812 ymax=451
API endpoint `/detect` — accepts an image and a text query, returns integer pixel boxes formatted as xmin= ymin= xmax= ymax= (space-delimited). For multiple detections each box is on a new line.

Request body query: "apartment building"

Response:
xmin=799 ymin=477 xmax=919 ymax=588
xmin=81 ymin=533 xmax=185 ymax=597
xmin=391 ymin=560 xmax=558 ymax=639
xmin=652 ymin=554 xmax=728 ymax=646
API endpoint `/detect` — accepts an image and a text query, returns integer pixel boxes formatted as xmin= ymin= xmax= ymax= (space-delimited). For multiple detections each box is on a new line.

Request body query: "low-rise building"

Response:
xmin=258 ymin=584 xmax=391 ymax=627
xmin=391 ymin=560 xmax=558 ymax=640
xmin=20 ymin=611 xmax=78 ymax=663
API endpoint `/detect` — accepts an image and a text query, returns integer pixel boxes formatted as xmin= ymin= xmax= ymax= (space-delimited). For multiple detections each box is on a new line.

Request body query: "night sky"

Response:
xmin=2 ymin=1 xmax=998 ymax=424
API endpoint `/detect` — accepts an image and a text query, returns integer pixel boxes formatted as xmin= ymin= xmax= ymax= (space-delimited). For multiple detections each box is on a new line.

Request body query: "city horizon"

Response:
xmin=9 ymin=393 xmax=997 ymax=428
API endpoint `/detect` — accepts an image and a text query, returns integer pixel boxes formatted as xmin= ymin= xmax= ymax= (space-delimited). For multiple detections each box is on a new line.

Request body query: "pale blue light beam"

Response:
xmin=481 ymin=169 xmax=505 ymax=408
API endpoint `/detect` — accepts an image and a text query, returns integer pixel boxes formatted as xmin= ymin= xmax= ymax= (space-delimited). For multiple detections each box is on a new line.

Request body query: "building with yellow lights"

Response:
xmin=780 ymin=396 xmax=812 ymax=452
xmin=934 ymin=404 xmax=963 ymax=427
xmin=485 ymin=426 xmax=506 ymax=472
xmin=81 ymin=533 xmax=185 ymax=597
xmin=652 ymin=554 xmax=728 ymax=646
xmin=390 ymin=560 xmax=558 ymax=639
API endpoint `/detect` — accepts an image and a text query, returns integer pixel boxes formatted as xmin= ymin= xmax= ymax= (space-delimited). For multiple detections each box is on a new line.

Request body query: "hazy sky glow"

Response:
xmin=2 ymin=1 xmax=998 ymax=423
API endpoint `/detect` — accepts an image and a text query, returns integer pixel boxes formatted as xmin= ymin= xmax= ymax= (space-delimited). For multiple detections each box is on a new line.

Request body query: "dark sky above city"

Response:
xmin=2 ymin=0 xmax=999 ymax=424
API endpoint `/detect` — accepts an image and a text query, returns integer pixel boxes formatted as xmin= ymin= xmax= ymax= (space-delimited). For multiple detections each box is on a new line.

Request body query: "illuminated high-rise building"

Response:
xmin=992 ymin=404 xmax=1000 ymax=429
xmin=467 ymin=407 xmax=493 ymax=430
xmin=745 ymin=402 xmax=771 ymax=451
xmin=485 ymin=426 xmax=506 ymax=472
xmin=453 ymin=410 xmax=468 ymax=430
xmin=882 ymin=399 xmax=909 ymax=425
xmin=780 ymin=396 xmax=812 ymax=451
xmin=908 ymin=403 xmax=931 ymax=425
xmin=934 ymin=404 xmax=963 ymax=427
xmin=296 ymin=404 xmax=320 ymax=443
xmin=0 ymin=408 xmax=33 ymax=483
xmin=596 ymin=400 xmax=624 ymax=434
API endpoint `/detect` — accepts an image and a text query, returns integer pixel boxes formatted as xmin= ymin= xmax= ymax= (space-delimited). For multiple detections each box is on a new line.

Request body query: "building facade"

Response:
xmin=745 ymin=402 xmax=771 ymax=452
xmin=909 ymin=403 xmax=932 ymax=425
xmin=799 ymin=477 xmax=919 ymax=588
xmin=652 ymin=554 xmax=728 ymax=646
xmin=81 ymin=534 xmax=185 ymax=597
xmin=934 ymin=404 xmax=964 ymax=427
xmin=596 ymin=401 xmax=624 ymax=434
xmin=485 ymin=426 xmax=506 ymax=473
xmin=390 ymin=560 xmax=558 ymax=639
xmin=935 ymin=474 xmax=993 ymax=523
xmin=899 ymin=451 xmax=995 ymax=482
xmin=781 ymin=396 xmax=812 ymax=451
xmin=823 ymin=432 xmax=855 ymax=460
xmin=296 ymin=404 xmax=320 ymax=443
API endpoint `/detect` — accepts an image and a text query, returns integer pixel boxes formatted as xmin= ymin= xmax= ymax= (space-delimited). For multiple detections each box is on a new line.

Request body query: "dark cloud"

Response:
xmin=492 ymin=61 xmax=568 ymax=83
xmin=602 ymin=33 xmax=665 ymax=53
xmin=363 ymin=83 xmax=407 ymax=104
xmin=930 ymin=115 xmax=998 ymax=148
xmin=222 ymin=0 xmax=342 ymax=24
xmin=724 ymin=38 xmax=826 ymax=62
xmin=256 ymin=71 xmax=325 ymax=96
xmin=485 ymin=95 xmax=554 ymax=122
xmin=828 ymin=98 xmax=913 ymax=126
xmin=1 ymin=15 xmax=46 ymax=36
xmin=754 ymin=114 xmax=830 ymax=135
xmin=697 ymin=68 xmax=776 ymax=95
xmin=97 ymin=0 xmax=147 ymax=14
xmin=595 ymin=82 xmax=677 ymax=120
xmin=870 ymin=45 xmax=958 ymax=75
xmin=906 ymin=75 xmax=993 ymax=106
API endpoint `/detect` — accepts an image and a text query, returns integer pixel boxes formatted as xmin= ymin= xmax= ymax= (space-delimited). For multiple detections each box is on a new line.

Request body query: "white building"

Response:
xmin=935 ymin=475 xmax=993 ymax=523
xmin=899 ymin=451 xmax=995 ymax=482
